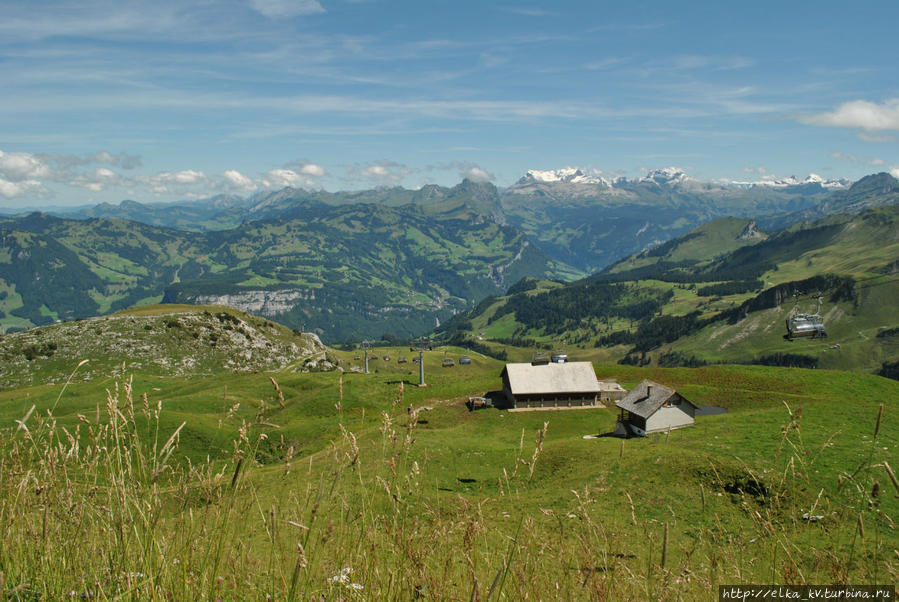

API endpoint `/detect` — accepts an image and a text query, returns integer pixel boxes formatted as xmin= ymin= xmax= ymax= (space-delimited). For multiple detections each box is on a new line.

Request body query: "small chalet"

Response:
xmin=500 ymin=361 xmax=601 ymax=409
xmin=614 ymin=380 xmax=697 ymax=436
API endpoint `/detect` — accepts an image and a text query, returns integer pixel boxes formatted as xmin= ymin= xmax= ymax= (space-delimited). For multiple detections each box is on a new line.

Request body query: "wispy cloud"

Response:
xmin=343 ymin=160 xmax=411 ymax=187
xmin=667 ymin=55 xmax=755 ymax=71
xmin=830 ymin=151 xmax=857 ymax=163
xmin=857 ymin=132 xmax=896 ymax=143
xmin=498 ymin=6 xmax=559 ymax=17
xmin=70 ymin=167 xmax=122 ymax=192
xmin=250 ymin=0 xmax=325 ymax=19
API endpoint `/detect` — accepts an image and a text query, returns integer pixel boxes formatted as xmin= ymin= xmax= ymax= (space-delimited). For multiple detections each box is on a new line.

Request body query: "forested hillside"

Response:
xmin=439 ymin=203 xmax=899 ymax=376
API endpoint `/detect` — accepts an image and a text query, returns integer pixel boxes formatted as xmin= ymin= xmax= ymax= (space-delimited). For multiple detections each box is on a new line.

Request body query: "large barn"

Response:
xmin=615 ymin=380 xmax=697 ymax=436
xmin=500 ymin=361 xmax=602 ymax=409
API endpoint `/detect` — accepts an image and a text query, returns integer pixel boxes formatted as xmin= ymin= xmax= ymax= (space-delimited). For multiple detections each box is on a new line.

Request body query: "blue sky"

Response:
xmin=1 ymin=0 xmax=898 ymax=207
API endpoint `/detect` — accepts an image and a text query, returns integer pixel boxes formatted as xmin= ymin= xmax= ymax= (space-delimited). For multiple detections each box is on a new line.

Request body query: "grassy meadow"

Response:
xmin=0 ymin=339 xmax=897 ymax=599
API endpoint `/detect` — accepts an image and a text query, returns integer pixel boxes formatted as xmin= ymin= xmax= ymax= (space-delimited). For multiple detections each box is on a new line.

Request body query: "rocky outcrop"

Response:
xmin=189 ymin=289 xmax=315 ymax=317
xmin=737 ymin=220 xmax=765 ymax=240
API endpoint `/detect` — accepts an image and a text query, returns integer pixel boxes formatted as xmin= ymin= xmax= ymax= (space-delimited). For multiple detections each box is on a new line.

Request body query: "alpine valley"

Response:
xmin=1 ymin=169 xmax=896 ymax=359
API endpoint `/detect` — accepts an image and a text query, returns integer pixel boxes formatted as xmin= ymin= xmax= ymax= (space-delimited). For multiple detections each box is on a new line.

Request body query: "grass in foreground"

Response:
xmin=0 ymin=362 xmax=896 ymax=599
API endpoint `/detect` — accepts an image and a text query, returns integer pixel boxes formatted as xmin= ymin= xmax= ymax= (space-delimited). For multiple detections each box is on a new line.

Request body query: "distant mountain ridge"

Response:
xmin=1 ymin=171 xmax=896 ymax=342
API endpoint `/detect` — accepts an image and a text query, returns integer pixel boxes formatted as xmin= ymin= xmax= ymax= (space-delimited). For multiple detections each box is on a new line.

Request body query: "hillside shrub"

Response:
xmin=753 ymin=353 xmax=819 ymax=369
xmin=696 ymin=279 xmax=763 ymax=297
xmin=878 ymin=360 xmax=899 ymax=380
xmin=657 ymin=351 xmax=707 ymax=367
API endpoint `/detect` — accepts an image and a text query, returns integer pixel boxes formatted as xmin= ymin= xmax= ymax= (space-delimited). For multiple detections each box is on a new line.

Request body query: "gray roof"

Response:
xmin=615 ymin=379 xmax=695 ymax=419
xmin=501 ymin=361 xmax=600 ymax=396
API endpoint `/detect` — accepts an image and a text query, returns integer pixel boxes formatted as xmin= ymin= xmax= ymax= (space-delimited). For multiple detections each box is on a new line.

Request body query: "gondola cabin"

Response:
xmin=784 ymin=293 xmax=827 ymax=340
xmin=784 ymin=313 xmax=827 ymax=340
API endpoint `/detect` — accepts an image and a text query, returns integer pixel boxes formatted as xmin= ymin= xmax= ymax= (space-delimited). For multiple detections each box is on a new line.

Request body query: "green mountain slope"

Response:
xmin=0 ymin=203 xmax=577 ymax=340
xmin=604 ymin=216 xmax=767 ymax=276
xmin=439 ymin=205 xmax=899 ymax=375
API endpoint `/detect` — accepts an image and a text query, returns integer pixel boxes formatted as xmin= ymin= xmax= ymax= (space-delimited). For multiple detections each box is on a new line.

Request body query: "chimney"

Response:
xmin=646 ymin=384 xmax=654 ymax=397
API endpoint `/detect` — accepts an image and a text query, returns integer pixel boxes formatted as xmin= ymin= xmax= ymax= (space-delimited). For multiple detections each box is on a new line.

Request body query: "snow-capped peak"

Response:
xmin=639 ymin=167 xmax=693 ymax=186
xmin=726 ymin=174 xmax=850 ymax=189
xmin=520 ymin=167 xmax=612 ymax=187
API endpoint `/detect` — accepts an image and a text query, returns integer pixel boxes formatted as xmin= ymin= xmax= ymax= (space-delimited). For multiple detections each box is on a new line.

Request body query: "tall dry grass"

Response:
xmin=0 ymin=371 xmax=895 ymax=599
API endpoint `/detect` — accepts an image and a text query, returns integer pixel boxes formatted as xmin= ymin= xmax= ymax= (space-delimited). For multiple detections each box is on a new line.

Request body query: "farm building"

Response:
xmin=500 ymin=361 xmax=602 ymax=409
xmin=614 ymin=380 xmax=697 ymax=436
xmin=598 ymin=380 xmax=627 ymax=402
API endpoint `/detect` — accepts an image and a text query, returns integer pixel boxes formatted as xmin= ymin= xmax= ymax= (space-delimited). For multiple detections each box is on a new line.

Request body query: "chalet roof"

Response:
xmin=501 ymin=361 xmax=600 ymax=396
xmin=615 ymin=379 xmax=696 ymax=419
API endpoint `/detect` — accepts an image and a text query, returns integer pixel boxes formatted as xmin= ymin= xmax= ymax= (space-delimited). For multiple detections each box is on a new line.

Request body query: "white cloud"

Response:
xmin=362 ymin=165 xmax=389 ymax=177
xmin=299 ymin=163 xmax=326 ymax=177
xmin=429 ymin=161 xmax=494 ymax=183
xmin=223 ymin=169 xmax=257 ymax=192
xmin=263 ymin=168 xmax=318 ymax=189
xmin=33 ymin=150 xmax=142 ymax=173
xmin=156 ymin=169 xmax=207 ymax=185
xmin=70 ymin=167 xmax=121 ymax=191
xmin=132 ymin=169 xmax=210 ymax=195
xmin=891 ymin=166 xmax=899 ymax=179
xmin=249 ymin=0 xmax=325 ymax=18
xmin=0 ymin=177 xmax=45 ymax=198
xmin=869 ymin=158 xmax=884 ymax=166
xmin=93 ymin=151 xmax=116 ymax=164
xmin=0 ymin=150 xmax=51 ymax=181
xmin=346 ymin=161 xmax=410 ymax=186
xmin=0 ymin=148 xmax=148 ymax=198
xmin=462 ymin=166 xmax=494 ymax=183
xmin=801 ymin=98 xmax=899 ymax=131
xmin=90 ymin=151 xmax=142 ymax=169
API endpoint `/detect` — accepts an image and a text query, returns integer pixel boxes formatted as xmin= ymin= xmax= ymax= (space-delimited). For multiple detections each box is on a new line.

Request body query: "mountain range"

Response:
xmin=1 ymin=170 xmax=896 ymax=342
